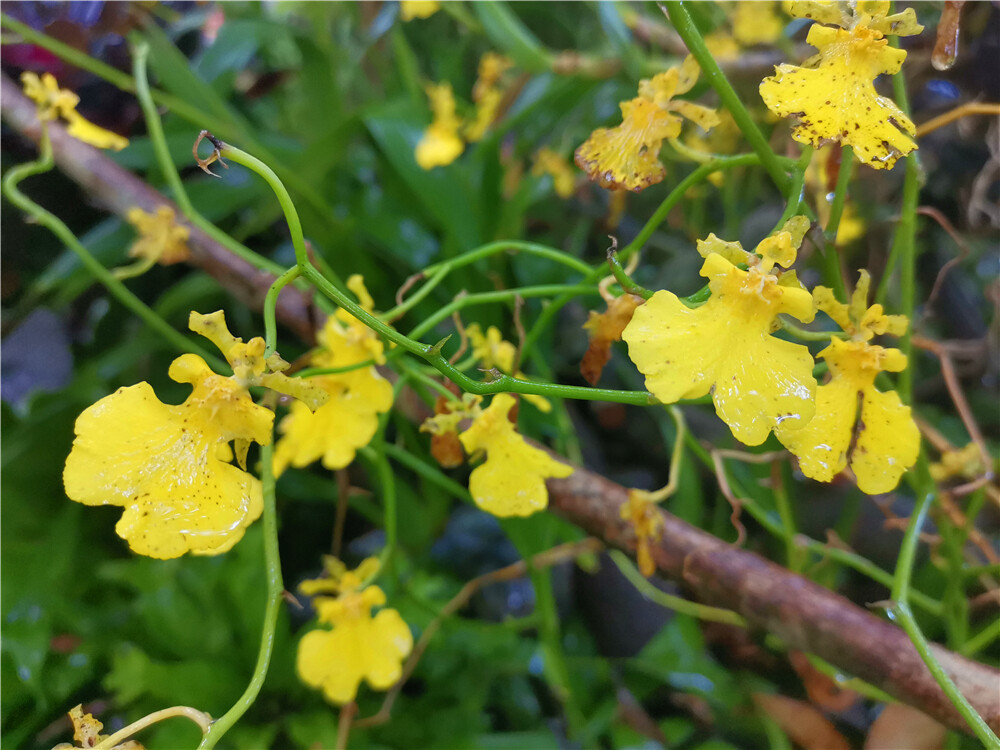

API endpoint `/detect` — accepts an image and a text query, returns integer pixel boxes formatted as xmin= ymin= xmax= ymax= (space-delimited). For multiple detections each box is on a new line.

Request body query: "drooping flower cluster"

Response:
xmin=64 ymin=312 xmax=327 ymax=559
xmin=297 ymin=557 xmax=413 ymax=705
xmin=421 ymin=393 xmax=573 ymax=517
xmin=760 ymin=0 xmax=923 ymax=169
xmin=415 ymin=53 xmax=514 ymax=169
xmin=274 ymin=275 xmax=394 ymax=475
xmin=575 ymin=55 xmax=719 ymax=192
xmin=21 ymin=72 xmax=129 ymax=151
xmin=776 ymin=270 xmax=919 ymax=494
xmin=623 ymin=217 xmax=818 ymax=447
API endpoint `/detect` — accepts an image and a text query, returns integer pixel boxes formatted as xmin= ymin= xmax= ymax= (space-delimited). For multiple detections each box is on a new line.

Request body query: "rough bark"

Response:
xmin=547 ymin=468 xmax=1000 ymax=735
xmin=0 ymin=74 xmax=316 ymax=343
xmin=3 ymin=71 xmax=998 ymax=737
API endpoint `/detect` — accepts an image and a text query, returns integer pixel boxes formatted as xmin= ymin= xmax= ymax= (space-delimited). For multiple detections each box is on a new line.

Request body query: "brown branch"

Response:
xmin=5 ymin=71 xmax=999 ymax=739
xmin=0 ymin=73 xmax=316 ymax=343
xmin=545 ymin=469 xmax=1000 ymax=736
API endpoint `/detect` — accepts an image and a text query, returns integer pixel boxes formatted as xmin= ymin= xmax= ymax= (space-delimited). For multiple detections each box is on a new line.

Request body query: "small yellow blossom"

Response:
xmin=126 ymin=206 xmax=191 ymax=265
xmin=703 ymin=31 xmax=741 ymax=61
xmin=297 ymin=557 xmax=413 ymax=705
xmin=777 ymin=270 xmax=919 ymax=494
xmin=274 ymin=276 xmax=393 ymax=475
xmin=622 ymin=217 xmax=817 ymax=446
xmin=531 ymin=147 xmax=576 ymax=198
xmin=929 ymin=443 xmax=987 ymax=483
xmin=465 ymin=53 xmax=513 ymax=142
xmin=760 ymin=1 xmax=923 ymax=169
xmin=415 ymin=83 xmax=464 ymax=169
xmin=466 ymin=324 xmax=550 ymax=412
xmin=21 ymin=72 xmax=128 ymax=151
xmin=64 ymin=312 xmax=326 ymax=559
xmin=400 ymin=0 xmax=440 ymax=21
xmin=732 ymin=1 xmax=786 ymax=46
xmin=621 ymin=490 xmax=664 ymax=577
xmin=575 ymin=56 xmax=720 ymax=192
xmin=458 ymin=393 xmax=573 ymax=517
xmin=52 ymin=705 xmax=144 ymax=750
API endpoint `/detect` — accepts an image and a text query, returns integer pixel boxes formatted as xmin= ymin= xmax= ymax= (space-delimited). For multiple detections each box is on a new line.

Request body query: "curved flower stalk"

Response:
xmin=274 ymin=275 xmax=394 ymax=475
xmin=622 ymin=217 xmax=817 ymax=446
xmin=21 ymin=72 xmax=129 ymax=151
xmin=466 ymin=323 xmax=550 ymax=412
xmin=760 ymin=0 xmax=924 ymax=169
xmin=63 ymin=312 xmax=327 ymax=559
xmin=297 ymin=557 xmax=413 ymax=705
xmin=776 ymin=270 xmax=920 ymax=494
xmin=575 ymin=55 xmax=720 ymax=192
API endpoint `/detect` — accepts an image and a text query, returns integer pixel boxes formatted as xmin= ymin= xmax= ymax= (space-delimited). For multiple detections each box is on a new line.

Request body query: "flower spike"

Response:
xmin=777 ymin=270 xmax=920 ymax=493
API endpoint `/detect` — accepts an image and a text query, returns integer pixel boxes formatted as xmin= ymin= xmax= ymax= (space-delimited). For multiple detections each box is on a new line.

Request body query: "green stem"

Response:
xmin=771 ymin=467 xmax=801 ymax=572
xmin=406 ymin=285 xmax=600 ymax=341
xmin=893 ymin=156 xmax=920 ymax=404
xmin=779 ymin=319 xmax=841 ymax=342
xmin=891 ymin=603 xmax=999 ymax=748
xmin=821 ymin=145 xmax=853 ymax=301
xmin=380 ymin=442 xmax=473 ymax=504
xmin=774 ymin=146 xmax=813 ymax=230
xmin=262 ymin=266 xmax=302 ymax=357
xmin=609 ymin=550 xmax=747 ymax=626
xmin=1 ymin=127 xmax=223 ymax=370
xmin=423 ymin=240 xmax=593 ymax=278
xmin=131 ymin=40 xmax=289 ymax=278
xmin=889 ymin=470 xmax=998 ymax=746
xmin=198 ymin=441 xmax=283 ymax=749
xmin=607 ymin=249 xmax=652 ymax=299
xmin=960 ymin=619 xmax=1000 ymax=657
xmin=662 ymin=1 xmax=791 ymax=192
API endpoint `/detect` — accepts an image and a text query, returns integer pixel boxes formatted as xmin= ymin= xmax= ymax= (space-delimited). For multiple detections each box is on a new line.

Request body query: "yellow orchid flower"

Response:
xmin=297 ymin=558 xmax=413 ymax=705
xmin=575 ymin=56 xmax=720 ymax=192
xmin=458 ymin=393 xmax=573 ymax=517
xmin=415 ymin=82 xmax=465 ymax=169
xmin=465 ymin=52 xmax=513 ymax=142
xmin=622 ymin=217 xmax=817 ymax=446
xmin=52 ymin=705 xmax=144 ymax=750
xmin=531 ymin=147 xmax=577 ymax=198
xmin=733 ymin=1 xmax=786 ymax=46
xmin=466 ymin=324 xmax=550 ymax=412
xmin=776 ymin=270 xmax=919 ymax=493
xmin=621 ymin=490 xmax=664 ymax=577
xmin=929 ymin=443 xmax=987 ymax=483
xmin=274 ymin=276 xmax=394 ymax=475
xmin=760 ymin=0 xmax=923 ymax=169
xmin=399 ymin=0 xmax=440 ymax=21
xmin=126 ymin=206 xmax=191 ymax=265
xmin=21 ymin=72 xmax=128 ymax=151
xmin=63 ymin=312 xmax=326 ymax=559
